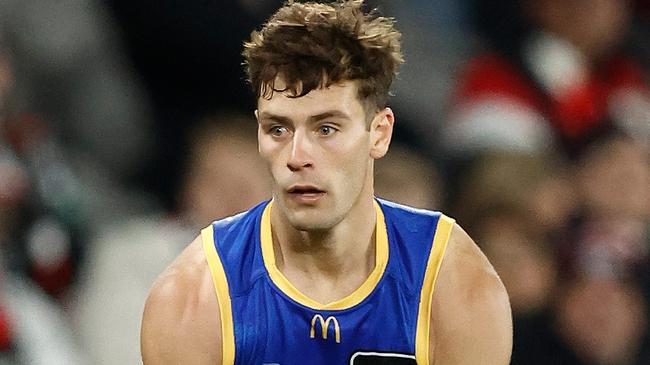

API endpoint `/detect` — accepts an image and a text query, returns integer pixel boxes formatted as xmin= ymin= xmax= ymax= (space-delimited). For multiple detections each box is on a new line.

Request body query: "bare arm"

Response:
xmin=141 ymin=236 xmax=222 ymax=364
xmin=431 ymin=224 xmax=513 ymax=365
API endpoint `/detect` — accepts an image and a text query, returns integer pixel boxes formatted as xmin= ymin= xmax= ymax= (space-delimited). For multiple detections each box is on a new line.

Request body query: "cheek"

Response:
xmin=329 ymin=141 xmax=372 ymax=199
xmin=335 ymin=128 xmax=371 ymax=157
xmin=258 ymin=140 xmax=285 ymax=169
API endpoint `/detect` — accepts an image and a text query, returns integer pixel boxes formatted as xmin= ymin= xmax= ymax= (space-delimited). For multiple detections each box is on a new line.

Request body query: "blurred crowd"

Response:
xmin=0 ymin=0 xmax=647 ymax=364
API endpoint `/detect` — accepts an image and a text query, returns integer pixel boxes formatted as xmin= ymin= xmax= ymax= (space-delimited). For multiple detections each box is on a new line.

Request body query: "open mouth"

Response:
xmin=288 ymin=186 xmax=325 ymax=195
xmin=287 ymin=185 xmax=326 ymax=202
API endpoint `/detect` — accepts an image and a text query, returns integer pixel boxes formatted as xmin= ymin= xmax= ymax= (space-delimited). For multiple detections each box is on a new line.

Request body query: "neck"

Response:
xmin=269 ymin=192 xmax=377 ymax=303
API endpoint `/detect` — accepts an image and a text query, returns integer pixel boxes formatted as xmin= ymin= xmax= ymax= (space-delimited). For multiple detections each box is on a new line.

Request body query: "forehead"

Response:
xmin=257 ymin=79 xmax=365 ymax=120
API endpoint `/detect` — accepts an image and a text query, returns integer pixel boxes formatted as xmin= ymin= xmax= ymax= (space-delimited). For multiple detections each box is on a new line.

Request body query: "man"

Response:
xmin=141 ymin=1 xmax=512 ymax=364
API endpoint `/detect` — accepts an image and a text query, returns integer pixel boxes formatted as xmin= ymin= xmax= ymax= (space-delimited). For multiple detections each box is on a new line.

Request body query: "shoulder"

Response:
xmin=140 ymin=235 xmax=221 ymax=364
xmin=430 ymin=222 xmax=513 ymax=365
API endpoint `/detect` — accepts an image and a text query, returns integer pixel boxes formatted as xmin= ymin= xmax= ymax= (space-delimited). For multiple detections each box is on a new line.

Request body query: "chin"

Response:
xmin=287 ymin=216 xmax=332 ymax=232
xmin=286 ymin=210 xmax=339 ymax=232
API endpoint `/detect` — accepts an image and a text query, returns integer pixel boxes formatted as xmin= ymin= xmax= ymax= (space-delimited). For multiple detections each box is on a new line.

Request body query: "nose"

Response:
xmin=287 ymin=130 xmax=313 ymax=171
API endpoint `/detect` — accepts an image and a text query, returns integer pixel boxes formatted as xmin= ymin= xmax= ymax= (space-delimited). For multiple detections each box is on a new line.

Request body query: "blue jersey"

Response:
xmin=201 ymin=199 xmax=454 ymax=365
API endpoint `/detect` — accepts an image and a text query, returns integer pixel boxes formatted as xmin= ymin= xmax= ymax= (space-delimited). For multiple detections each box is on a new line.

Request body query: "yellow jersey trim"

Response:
xmin=415 ymin=214 xmax=455 ymax=365
xmin=260 ymin=200 xmax=389 ymax=310
xmin=201 ymin=226 xmax=236 ymax=365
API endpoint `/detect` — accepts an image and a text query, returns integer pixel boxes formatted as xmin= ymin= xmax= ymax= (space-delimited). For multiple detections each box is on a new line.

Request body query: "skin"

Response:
xmin=179 ymin=121 xmax=271 ymax=227
xmin=527 ymin=0 xmax=630 ymax=62
xmin=141 ymin=80 xmax=512 ymax=364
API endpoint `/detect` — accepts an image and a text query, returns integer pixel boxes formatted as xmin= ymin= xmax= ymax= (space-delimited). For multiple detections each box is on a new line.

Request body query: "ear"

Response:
xmin=369 ymin=107 xmax=395 ymax=159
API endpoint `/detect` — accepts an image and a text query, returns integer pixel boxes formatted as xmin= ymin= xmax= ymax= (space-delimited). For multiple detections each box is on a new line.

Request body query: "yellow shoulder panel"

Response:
xmin=201 ymin=226 xmax=236 ymax=365
xmin=415 ymin=214 xmax=455 ymax=365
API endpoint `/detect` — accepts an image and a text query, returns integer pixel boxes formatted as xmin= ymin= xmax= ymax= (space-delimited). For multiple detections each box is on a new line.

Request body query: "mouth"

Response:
xmin=287 ymin=185 xmax=326 ymax=195
xmin=286 ymin=185 xmax=326 ymax=203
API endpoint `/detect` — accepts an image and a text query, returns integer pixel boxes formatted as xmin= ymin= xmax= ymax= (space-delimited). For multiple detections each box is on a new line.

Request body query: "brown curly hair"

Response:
xmin=243 ymin=0 xmax=404 ymax=112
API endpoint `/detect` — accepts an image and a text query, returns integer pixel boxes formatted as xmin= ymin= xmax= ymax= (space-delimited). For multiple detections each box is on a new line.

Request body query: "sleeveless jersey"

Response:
xmin=201 ymin=199 xmax=455 ymax=365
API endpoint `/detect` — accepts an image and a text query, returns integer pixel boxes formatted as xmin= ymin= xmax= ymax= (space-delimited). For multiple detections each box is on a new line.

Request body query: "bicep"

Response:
xmin=433 ymin=275 xmax=512 ymax=365
xmin=431 ymin=224 xmax=513 ymax=365
xmin=141 ymin=287 xmax=222 ymax=365
xmin=140 ymin=241 xmax=222 ymax=364
xmin=141 ymin=292 xmax=184 ymax=364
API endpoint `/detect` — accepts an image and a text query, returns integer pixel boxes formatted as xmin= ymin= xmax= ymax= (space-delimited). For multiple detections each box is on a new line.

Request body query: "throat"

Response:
xmin=262 ymin=198 xmax=387 ymax=307
xmin=272 ymin=229 xmax=377 ymax=305
xmin=280 ymin=251 xmax=376 ymax=305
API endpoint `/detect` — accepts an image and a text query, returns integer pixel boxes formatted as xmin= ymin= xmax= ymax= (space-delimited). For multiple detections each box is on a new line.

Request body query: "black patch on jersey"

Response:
xmin=349 ymin=351 xmax=417 ymax=364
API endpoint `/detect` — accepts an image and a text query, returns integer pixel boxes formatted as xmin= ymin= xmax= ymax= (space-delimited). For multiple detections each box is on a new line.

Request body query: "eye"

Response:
xmin=269 ymin=126 xmax=288 ymax=137
xmin=318 ymin=125 xmax=336 ymax=136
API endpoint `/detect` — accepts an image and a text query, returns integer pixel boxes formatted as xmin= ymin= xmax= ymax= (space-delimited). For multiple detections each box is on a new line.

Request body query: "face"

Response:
xmin=531 ymin=0 xmax=630 ymax=60
xmin=182 ymin=131 xmax=271 ymax=227
xmin=256 ymin=79 xmax=393 ymax=231
xmin=577 ymin=137 xmax=649 ymax=219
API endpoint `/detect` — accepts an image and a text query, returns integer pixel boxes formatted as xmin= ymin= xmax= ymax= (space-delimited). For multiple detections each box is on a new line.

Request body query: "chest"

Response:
xmin=230 ymin=277 xmax=419 ymax=365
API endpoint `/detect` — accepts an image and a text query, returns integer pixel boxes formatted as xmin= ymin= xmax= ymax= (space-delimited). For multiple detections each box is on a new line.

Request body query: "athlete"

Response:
xmin=141 ymin=1 xmax=512 ymax=364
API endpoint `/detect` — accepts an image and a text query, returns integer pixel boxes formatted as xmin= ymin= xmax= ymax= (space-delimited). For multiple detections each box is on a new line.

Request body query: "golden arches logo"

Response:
xmin=309 ymin=314 xmax=341 ymax=343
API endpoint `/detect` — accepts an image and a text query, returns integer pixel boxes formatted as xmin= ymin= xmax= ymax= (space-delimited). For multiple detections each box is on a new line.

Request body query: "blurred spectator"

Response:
xmin=573 ymin=134 xmax=649 ymax=221
xmin=374 ymin=142 xmax=443 ymax=210
xmin=551 ymin=276 xmax=648 ymax=365
xmin=104 ymin=0 xmax=281 ymax=206
xmin=443 ymin=5 xmax=650 ymax=359
xmin=559 ymin=132 xmax=650 ymax=364
xmin=453 ymin=150 xmax=577 ymax=234
xmin=473 ymin=205 xmax=564 ymax=364
xmin=3 ymin=114 xmax=84 ymax=298
xmin=0 ymin=30 xmax=76 ymax=284
xmin=451 ymin=152 xmax=566 ymax=353
xmin=452 ymin=146 xmax=650 ymax=364
xmin=473 ymin=206 xmax=557 ymax=317
xmin=442 ymin=0 xmax=650 ymax=158
xmin=0 ymin=0 xmax=154 ymax=180
xmin=0 ymin=0 xmax=165 ymax=300
xmin=371 ymin=0 xmax=472 ymax=143
xmin=559 ymin=132 xmax=649 ymax=285
xmin=511 ymin=275 xmax=649 ymax=365
xmin=631 ymin=0 xmax=650 ymax=76
xmin=178 ymin=114 xmax=271 ymax=227
xmin=0 ymin=274 xmax=88 ymax=365
xmin=0 ymin=47 xmax=86 ymax=364
xmin=73 ymin=112 xmax=271 ymax=365
xmin=451 ymin=152 xmax=566 ymax=354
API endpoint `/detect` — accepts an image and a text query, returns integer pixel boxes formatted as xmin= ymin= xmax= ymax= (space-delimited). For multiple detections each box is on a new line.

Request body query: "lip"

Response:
xmin=286 ymin=184 xmax=326 ymax=204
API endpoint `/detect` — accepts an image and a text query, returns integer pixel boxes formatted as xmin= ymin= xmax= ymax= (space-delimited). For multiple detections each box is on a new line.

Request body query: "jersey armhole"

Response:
xmin=414 ymin=214 xmax=455 ymax=365
xmin=201 ymin=226 xmax=236 ymax=365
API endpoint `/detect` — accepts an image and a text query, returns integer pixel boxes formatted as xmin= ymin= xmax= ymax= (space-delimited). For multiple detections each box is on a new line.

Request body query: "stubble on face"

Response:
xmin=257 ymin=79 xmax=376 ymax=234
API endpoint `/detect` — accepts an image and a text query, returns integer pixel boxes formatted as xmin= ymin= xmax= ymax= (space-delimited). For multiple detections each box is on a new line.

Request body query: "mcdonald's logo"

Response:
xmin=309 ymin=314 xmax=341 ymax=343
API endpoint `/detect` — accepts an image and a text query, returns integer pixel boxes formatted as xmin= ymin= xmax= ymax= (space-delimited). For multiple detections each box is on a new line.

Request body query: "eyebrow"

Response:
xmin=258 ymin=112 xmax=291 ymax=123
xmin=258 ymin=110 xmax=351 ymax=124
xmin=309 ymin=110 xmax=351 ymax=122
